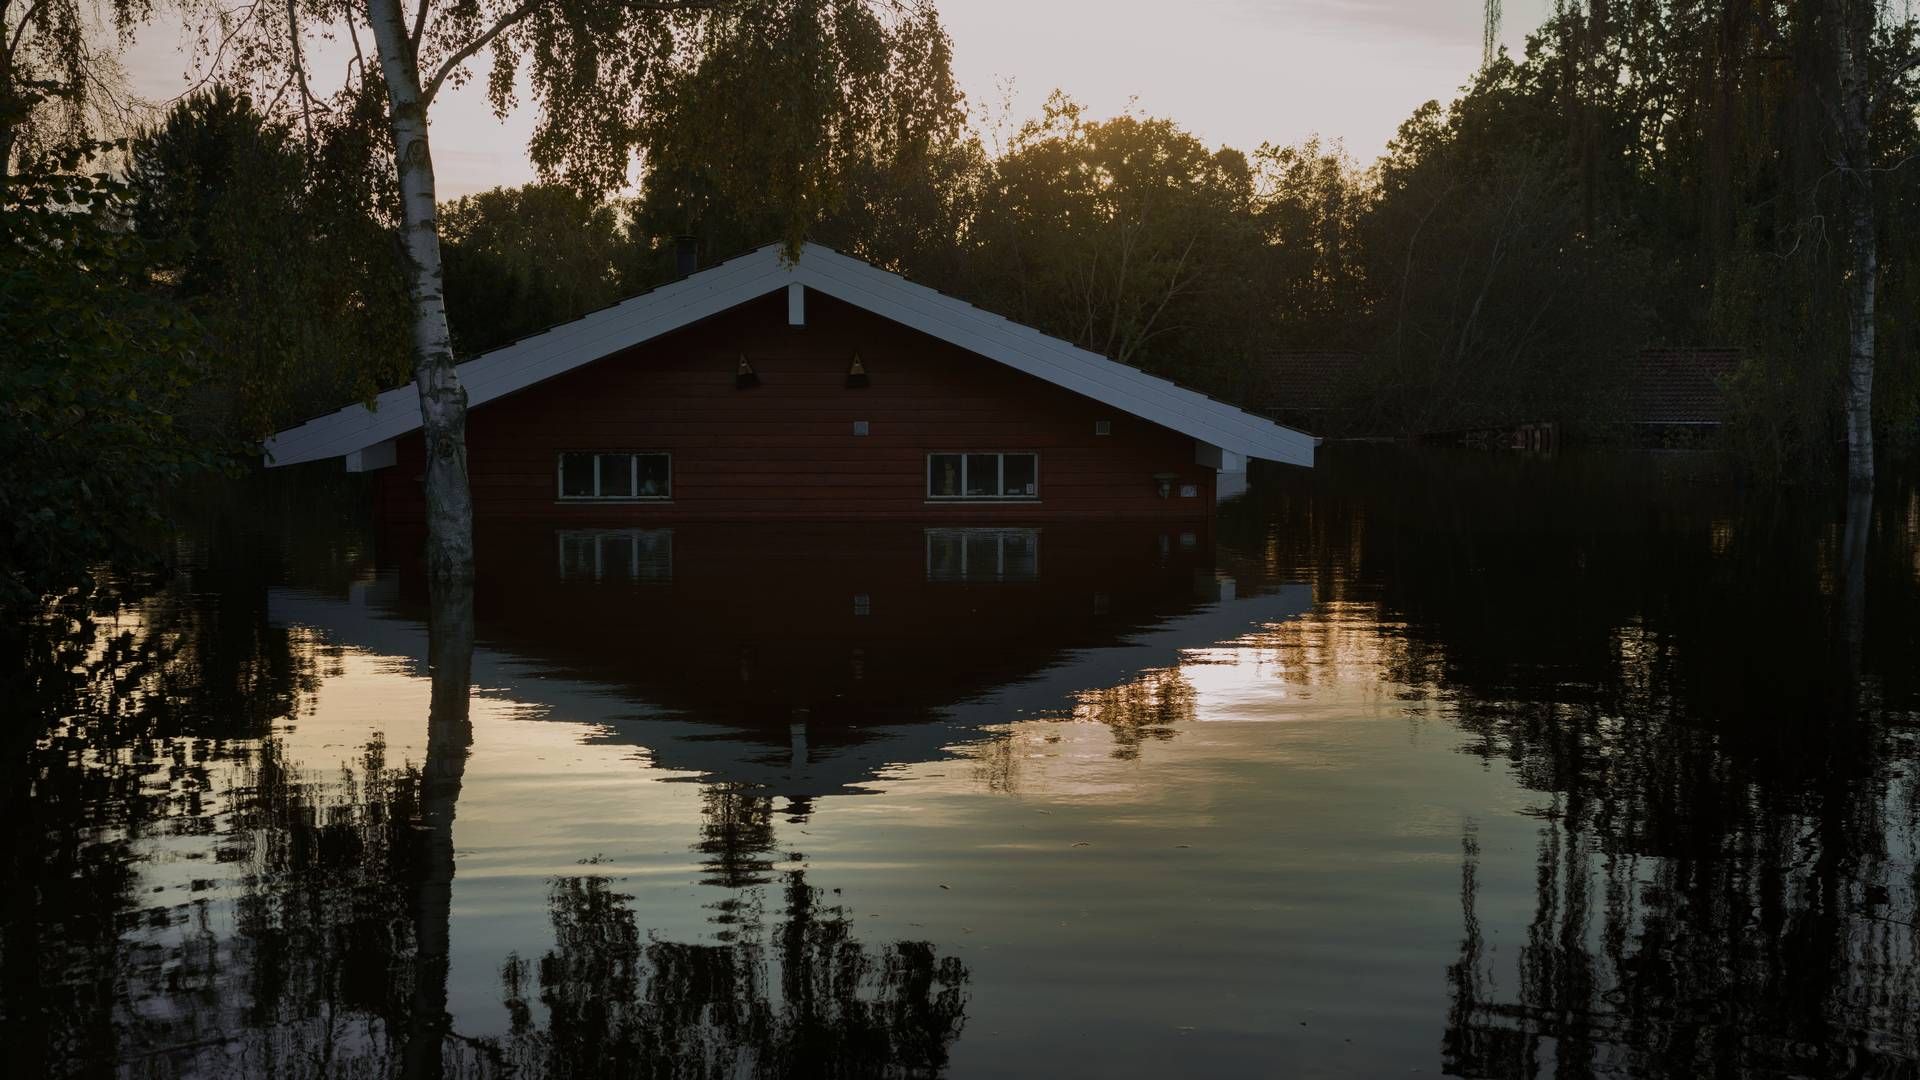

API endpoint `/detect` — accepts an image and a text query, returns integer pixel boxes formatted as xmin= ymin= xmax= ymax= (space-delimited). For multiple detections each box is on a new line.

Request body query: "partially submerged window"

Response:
xmin=557 ymin=529 xmax=673 ymax=581
xmin=925 ymin=528 xmax=1040 ymax=582
xmin=558 ymin=452 xmax=671 ymax=500
xmin=926 ymin=452 xmax=1038 ymax=500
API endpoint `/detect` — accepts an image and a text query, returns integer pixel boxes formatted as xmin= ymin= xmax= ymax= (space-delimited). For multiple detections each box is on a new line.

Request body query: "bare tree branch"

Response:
xmin=419 ymin=0 xmax=540 ymax=107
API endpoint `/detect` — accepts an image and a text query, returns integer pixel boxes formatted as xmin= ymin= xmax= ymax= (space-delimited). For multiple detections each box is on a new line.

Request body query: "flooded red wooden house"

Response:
xmin=263 ymin=243 xmax=1316 ymax=520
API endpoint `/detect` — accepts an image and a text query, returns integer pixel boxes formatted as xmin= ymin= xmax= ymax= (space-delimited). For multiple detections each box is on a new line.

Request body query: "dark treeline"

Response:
xmin=441 ymin=1 xmax=1920 ymax=472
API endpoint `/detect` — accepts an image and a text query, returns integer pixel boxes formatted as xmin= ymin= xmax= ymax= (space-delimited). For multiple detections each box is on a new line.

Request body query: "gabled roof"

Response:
xmin=1257 ymin=350 xmax=1366 ymax=418
xmin=264 ymin=242 xmax=1316 ymax=469
xmin=1626 ymin=348 xmax=1741 ymax=425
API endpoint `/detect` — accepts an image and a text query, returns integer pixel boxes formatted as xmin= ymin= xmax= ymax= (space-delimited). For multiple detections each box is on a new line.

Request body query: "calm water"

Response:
xmin=6 ymin=448 xmax=1919 ymax=1079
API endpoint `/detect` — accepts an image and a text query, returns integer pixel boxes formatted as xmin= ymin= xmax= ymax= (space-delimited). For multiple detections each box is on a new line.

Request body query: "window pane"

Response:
xmin=600 ymin=532 xmax=635 ymax=575
xmin=965 ymin=531 xmax=1000 ymax=577
xmin=1001 ymin=530 xmax=1039 ymax=580
xmin=560 ymin=453 xmax=595 ymax=497
xmin=634 ymin=530 xmax=673 ymax=580
xmin=558 ymin=532 xmax=597 ymax=577
xmin=928 ymin=454 xmax=963 ymax=498
xmin=598 ymin=453 xmax=634 ymax=497
xmin=1003 ymin=454 xmax=1037 ymax=497
xmin=926 ymin=530 xmax=964 ymax=580
xmin=637 ymin=454 xmax=670 ymax=498
xmin=965 ymin=454 xmax=999 ymax=497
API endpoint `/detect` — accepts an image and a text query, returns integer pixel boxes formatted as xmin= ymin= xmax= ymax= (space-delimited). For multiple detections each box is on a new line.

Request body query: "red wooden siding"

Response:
xmin=373 ymin=521 xmax=1237 ymax=722
xmin=374 ymin=291 xmax=1217 ymax=522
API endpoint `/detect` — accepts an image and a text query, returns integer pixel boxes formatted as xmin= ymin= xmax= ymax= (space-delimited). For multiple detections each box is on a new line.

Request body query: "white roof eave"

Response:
xmin=263 ymin=243 xmax=1315 ymax=470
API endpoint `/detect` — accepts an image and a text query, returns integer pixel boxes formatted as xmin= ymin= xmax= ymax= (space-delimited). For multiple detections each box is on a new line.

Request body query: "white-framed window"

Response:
xmin=557 ymin=529 xmax=673 ymax=581
xmin=925 ymin=528 xmax=1040 ymax=582
xmin=926 ymin=452 xmax=1038 ymax=500
xmin=558 ymin=452 xmax=671 ymax=500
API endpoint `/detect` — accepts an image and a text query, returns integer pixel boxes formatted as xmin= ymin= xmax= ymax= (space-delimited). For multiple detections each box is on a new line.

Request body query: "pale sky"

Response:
xmin=122 ymin=0 xmax=1553 ymax=199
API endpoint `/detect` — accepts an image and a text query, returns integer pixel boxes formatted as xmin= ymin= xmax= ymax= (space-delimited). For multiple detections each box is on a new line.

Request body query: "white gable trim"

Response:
xmin=263 ymin=243 xmax=1316 ymax=469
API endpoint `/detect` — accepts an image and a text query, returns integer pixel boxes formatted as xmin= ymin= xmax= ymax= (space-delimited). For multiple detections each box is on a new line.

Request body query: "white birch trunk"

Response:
xmin=402 ymin=579 xmax=474 ymax=1080
xmin=366 ymin=0 xmax=475 ymax=578
xmin=1838 ymin=0 xmax=1877 ymax=490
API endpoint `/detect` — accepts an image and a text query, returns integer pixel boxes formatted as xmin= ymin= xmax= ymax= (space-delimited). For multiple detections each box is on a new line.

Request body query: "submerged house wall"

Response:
xmin=373 ymin=292 xmax=1218 ymax=523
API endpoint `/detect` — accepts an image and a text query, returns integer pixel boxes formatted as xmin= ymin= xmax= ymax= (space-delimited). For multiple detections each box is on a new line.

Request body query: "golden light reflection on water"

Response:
xmin=16 ymin=454 xmax=1920 ymax=1077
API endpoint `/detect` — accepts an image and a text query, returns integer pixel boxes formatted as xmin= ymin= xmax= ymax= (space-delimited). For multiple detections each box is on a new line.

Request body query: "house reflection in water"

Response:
xmin=556 ymin=527 xmax=674 ymax=581
xmin=924 ymin=528 xmax=1039 ymax=583
xmin=285 ymin=521 xmax=1309 ymax=803
xmin=254 ymin=522 xmax=1308 ymax=1075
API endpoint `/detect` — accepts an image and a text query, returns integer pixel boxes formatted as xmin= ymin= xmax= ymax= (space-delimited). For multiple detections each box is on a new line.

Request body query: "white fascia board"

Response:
xmin=344 ymin=439 xmax=397 ymax=473
xmin=264 ymin=241 xmax=1315 ymax=470
xmin=792 ymin=246 xmax=1314 ymax=467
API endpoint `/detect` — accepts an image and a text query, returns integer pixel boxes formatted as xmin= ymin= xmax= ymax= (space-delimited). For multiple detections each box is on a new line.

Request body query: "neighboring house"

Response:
xmin=1254 ymin=350 xmax=1366 ymax=433
xmin=1625 ymin=348 xmax=1741 ymax=431
xmin=264 ymin=243 xmax=1316 ymax=522
xmin=1253 ymin=346 xmax=1742 ymax=442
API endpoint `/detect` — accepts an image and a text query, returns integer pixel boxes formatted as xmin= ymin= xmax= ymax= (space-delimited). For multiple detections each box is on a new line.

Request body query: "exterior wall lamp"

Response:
xmin=736 ymin=354 xmax=759 ymax=389
xmin=847 ymin=353 xmax=869 ymax=388
xmin=1153 ymin=472 xmax=1180 ymax=499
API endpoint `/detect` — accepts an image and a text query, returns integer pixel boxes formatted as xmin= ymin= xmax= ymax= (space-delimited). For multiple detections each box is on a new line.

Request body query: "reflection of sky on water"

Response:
xmin=18 ymin=449 xmax=1920 ymax=1077
xmin=255 ymin=574 xmax=1545 ymax=1074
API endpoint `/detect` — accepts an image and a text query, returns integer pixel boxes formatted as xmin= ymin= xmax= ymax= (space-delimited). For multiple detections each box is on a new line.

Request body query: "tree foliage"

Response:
xmin=124 ymin=88 xmax=412 ymax=438
xmin=440 ymin=183 xmax=634 ymax=356
xmin=1350 ymin=2 xmax=1920 ymax=466
xmin=0 ymin=147 xmax=239 ymax=607
xmin=1 ymin=0 xmax=157 ymax=177
xmin=626 ymin=0 xmax=979 ymax=274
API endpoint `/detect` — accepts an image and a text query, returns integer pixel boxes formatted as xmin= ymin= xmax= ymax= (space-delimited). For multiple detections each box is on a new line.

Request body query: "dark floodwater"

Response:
xmin=6 ymin=448 xmax=1919 ymax=1079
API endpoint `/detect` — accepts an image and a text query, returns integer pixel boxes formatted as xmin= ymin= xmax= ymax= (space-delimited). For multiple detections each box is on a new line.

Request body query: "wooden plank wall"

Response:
xmin=375 ymin=521 xmax=1226 ymax=722
xmin=376 ymin=291 xmax=1217 ymax=522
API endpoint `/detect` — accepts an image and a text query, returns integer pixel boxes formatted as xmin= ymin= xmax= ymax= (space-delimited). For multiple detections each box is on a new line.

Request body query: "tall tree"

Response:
xmin=1 ymin=148 xmax=239 ymax=608
xmin=124 ymin=88 xmax=412 ymax=438
xmin=967 ymin=94 xmax=1261 ymax=380
xmin=193 ymin=0 xmax=932 ymax=580
xmin=1 ymin=0 xmax=155 ymax=178
xmin=626 ymin=0 xmax=980 ymax=281
xmin=1836 ymin=0 xmax=1881 ymax=489
xmin=439 ymin=184 xmax=631 ymax=357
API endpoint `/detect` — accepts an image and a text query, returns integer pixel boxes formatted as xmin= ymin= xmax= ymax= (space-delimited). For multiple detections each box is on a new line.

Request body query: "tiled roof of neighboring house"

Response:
xmin=1628 ymin=348 xmax=1742 ymax=425
xmin=1258 ymin=351 xmax=1366 ymax=417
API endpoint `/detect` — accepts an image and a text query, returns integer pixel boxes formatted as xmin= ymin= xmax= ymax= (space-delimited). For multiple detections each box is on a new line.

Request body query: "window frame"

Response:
xmin=556 ymin=528 xmax=674 ymax=581
xmin=924 ymin=527 xmax=1041 ymax=582
xmin=557 ymin=451 xmax=673 ymax=502
xmin=925 ymin=451 xmax=1040 ymax=502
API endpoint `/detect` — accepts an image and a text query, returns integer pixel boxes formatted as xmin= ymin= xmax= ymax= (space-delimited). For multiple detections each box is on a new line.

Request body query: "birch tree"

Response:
xmin=191 ymin=0 xmax=933 ymax=579
xmin=1835 ymin=0 xmax=1884 ymax=490
xmin=2 ymin=0 xmax=156 ymax=178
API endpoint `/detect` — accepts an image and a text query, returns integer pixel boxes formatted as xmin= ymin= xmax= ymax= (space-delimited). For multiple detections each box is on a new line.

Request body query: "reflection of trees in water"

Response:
xmin=1438 ymin=537 xmax=1920 ymax=1075
xmin=1 ymin=562 xmax=335 ymax=1076
xmin=1436 ymin=492 xmax=1920 ymax=1076
xmin=696 ymin=784 xmax=780 ymax=889
xmin=1225 ymin=455 xmax=1920 ymax=1076
xmin=970 ymin=666 xmax=1199 ymax=792
xmin=480 ymin=868 xmax=968 ymax=1078
xmin=1446 ymin=768 xmax=1919 ymax=1077
xmin=7 ymin=561 xmax=971 ymax=1078
xmin=1076 ymin=667 xmax=1197 ymax=761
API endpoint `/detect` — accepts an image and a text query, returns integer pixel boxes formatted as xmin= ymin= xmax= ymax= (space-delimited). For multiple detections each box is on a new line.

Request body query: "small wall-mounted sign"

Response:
xmin=1094 ymin=419 xmax=1112 ymax=436
xmin=852 ymin=420 xmax=870 ymax=436
xmin=853 ymin=593 xmax=871 ymax=616
xmin=1179 ymin=484 xmax=1199 ymax=498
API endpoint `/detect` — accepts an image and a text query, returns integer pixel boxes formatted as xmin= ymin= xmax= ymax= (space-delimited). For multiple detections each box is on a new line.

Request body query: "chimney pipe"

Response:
xmin=674 ymin=235 xmax=698 ymax=278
